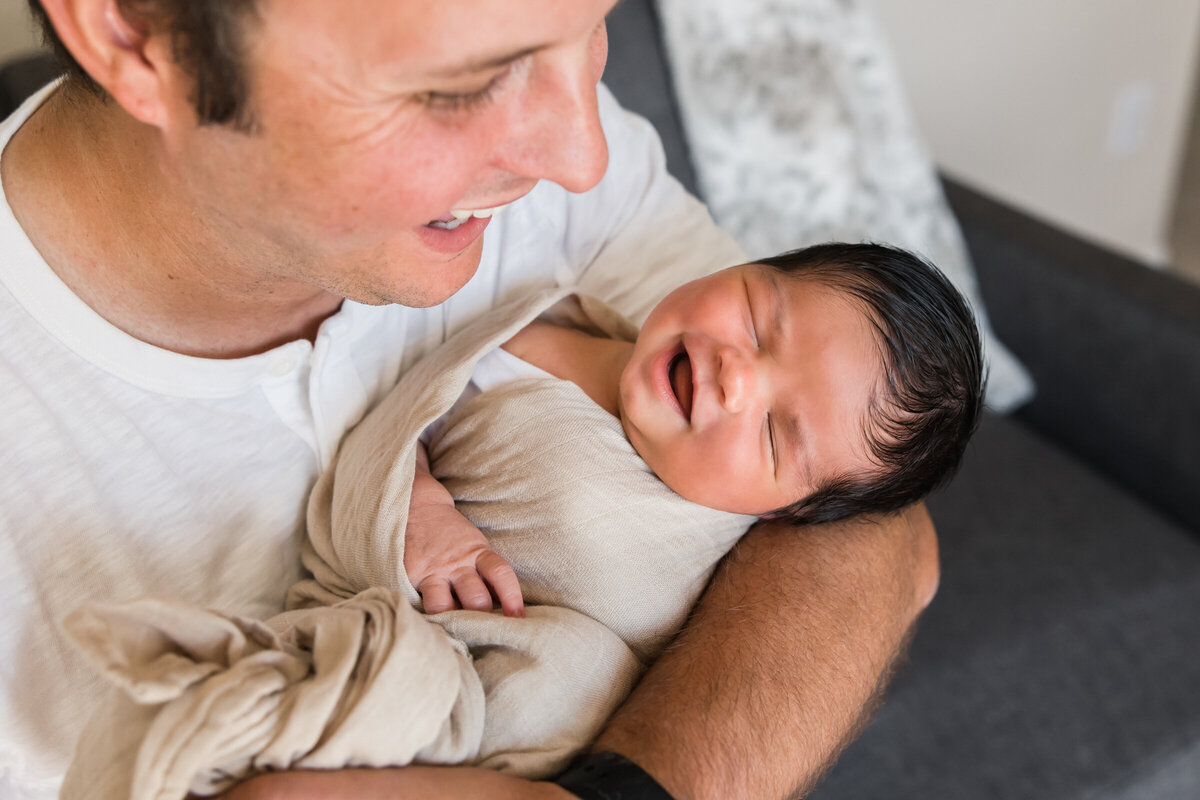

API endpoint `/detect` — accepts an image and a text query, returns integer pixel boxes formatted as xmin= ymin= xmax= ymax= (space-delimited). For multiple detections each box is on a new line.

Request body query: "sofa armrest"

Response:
xmin=945 ymin=177 xmax=1200 ymax=532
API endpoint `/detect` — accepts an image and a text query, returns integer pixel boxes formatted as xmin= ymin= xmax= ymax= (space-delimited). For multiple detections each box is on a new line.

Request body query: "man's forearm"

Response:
xmin=225 ymin=766 xmax=574 ymax=800
xmin=594 ymin=503 xmax=939 ymax=800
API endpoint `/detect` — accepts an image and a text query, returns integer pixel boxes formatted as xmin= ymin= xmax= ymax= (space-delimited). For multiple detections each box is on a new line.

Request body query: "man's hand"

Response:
xmin=406 ymin=443 xmax=524 ymax=617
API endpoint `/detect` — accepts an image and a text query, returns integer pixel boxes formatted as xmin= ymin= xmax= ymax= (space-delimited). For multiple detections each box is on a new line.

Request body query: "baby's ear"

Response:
xmin=61 ymin=598 xmax=279 ymax=703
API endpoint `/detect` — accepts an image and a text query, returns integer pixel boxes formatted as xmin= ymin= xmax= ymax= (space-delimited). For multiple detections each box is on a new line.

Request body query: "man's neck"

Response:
xmin=1 ymin=90 xmax=342 ymax=359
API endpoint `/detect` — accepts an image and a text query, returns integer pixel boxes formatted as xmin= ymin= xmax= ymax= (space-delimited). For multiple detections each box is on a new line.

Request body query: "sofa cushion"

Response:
xmin=811 ymin=413 xmax=1200 ymax=800
xmin=947 ymin=179 xmax=1200 ymax=532
xmin=604 ymin=0 xmax=701 ymax=198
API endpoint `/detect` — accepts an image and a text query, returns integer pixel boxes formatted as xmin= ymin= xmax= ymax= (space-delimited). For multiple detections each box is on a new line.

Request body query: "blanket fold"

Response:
xmin=62 ymin=288 xmax=752 ymax=800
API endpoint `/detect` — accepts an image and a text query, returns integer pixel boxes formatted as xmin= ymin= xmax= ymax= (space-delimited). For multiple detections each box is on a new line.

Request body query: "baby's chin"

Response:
xmin=621 ymin=434 xmax=765 ymax=518
xmin=672 ymin=483 xmax=767 ymax=517
xmin=615 ymin=371 xmax=762 ymax=517
xmin=615 ymin=405 xmax=651 ymax=469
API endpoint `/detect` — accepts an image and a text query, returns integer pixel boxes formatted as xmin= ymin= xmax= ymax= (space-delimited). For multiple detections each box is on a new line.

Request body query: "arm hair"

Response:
xmin=594 ymin=502 xmax=939 ymax=800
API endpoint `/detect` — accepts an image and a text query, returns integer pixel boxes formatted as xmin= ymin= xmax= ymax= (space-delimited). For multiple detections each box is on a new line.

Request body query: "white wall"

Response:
xmin=0 ymin=0 xmax=40 ymax=63
xmin=869 ymin=0 xmax=1200 ymax=266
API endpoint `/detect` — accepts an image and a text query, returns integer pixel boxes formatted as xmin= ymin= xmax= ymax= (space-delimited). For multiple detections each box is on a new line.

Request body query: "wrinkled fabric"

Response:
xmin=61 ymin=289 xmax=752 ymax=800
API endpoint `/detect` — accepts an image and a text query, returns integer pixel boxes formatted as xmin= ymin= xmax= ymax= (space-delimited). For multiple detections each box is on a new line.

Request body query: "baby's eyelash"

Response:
xmin=766 ymin=414 xmax=777 ymax=471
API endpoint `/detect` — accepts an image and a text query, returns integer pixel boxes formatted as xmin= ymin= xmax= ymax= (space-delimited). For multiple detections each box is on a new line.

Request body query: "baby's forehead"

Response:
xmin=764 ymin=268 xmax=889 ymax=466
xmin=758 ymin=264 xmax=881 ymax=327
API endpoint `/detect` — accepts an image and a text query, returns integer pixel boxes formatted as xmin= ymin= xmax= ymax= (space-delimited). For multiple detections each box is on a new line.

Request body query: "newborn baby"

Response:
xmin=61 ymin=243 xmax=983 ymax=800
xmin=405 ymin=241 xmax=984 ymax=619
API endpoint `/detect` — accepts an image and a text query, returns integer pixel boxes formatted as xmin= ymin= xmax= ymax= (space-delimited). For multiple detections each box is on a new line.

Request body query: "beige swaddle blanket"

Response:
xmin=61 ymin=288 xmax=753 ymax=800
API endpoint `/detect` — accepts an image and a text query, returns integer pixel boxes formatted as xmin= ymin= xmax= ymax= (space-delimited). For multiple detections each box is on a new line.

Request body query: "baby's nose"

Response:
xmin=717 ymin=346 xmax=757 ymax=413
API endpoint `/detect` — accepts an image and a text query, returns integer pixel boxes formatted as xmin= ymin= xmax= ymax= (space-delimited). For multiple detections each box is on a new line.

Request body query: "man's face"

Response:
xmin=618 ymin=265 xmax=885 ymax=516
xmin=163 ymin=0 xmax=615 ymax=307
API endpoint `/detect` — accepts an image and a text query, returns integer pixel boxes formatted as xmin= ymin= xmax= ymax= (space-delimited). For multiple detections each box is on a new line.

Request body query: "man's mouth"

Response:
xmin=426 ymin=202 xmax=512 ymax=230
xmin=668 ymin=349 xmax=694 ymax=420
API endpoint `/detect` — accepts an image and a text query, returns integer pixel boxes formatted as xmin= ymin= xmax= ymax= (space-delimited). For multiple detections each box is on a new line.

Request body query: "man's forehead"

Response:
xmin=255 ymin=0 xmax=617 ymax=79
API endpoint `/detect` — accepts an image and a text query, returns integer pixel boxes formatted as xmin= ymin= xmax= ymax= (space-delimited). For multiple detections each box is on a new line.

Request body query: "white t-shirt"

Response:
xmin=0 ymin=83 xmax=743 ymax=797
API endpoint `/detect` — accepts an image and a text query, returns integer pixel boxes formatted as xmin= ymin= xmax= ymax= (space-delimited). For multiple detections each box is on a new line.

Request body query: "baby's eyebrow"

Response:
xmin=779 ymin=412 xmax=813 ymax=490
xmin=756 ymin=268 xmax=812 ymax=490
xmin=762 ymin=268 xmax=786 ymax=343
xmin=762 ymin=274 xmax=810 ymax=488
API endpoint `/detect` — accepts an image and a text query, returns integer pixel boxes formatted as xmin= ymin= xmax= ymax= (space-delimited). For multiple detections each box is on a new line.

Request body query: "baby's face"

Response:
xmin=618 ymin=264 xmax=884 ymax=515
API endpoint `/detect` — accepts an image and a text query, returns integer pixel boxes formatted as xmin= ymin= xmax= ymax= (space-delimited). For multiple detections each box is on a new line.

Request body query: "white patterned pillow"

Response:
xmin=656 ymin=0 xmax=1033 ymax=411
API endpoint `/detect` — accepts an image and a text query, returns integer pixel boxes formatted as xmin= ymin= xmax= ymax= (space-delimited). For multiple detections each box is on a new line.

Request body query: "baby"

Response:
xmin=61 ymin=242 xmax=984 ymax=799
xmin=404 ymin=241 xmax=984 ymax=618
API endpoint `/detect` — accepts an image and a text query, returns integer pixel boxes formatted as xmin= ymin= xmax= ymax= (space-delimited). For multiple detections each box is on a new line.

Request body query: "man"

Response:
xmin=0 ymin=0 xmax=937 ymax=797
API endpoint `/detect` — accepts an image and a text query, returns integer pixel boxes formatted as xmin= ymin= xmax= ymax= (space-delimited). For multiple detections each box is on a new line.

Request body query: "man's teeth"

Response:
xmin=428 ymin=203 xmax=511 ymax=230
xmin=449 ymin=203 xmax=510 ymax=220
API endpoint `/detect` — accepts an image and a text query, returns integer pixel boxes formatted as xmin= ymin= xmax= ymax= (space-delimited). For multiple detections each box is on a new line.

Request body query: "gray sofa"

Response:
xmin=4 ymin=3 xmax=1198 ymax=798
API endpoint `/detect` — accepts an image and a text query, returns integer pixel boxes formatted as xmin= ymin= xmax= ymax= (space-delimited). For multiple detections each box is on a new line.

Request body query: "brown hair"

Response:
xmin=26 ymin=0 xmax=259 ymax=127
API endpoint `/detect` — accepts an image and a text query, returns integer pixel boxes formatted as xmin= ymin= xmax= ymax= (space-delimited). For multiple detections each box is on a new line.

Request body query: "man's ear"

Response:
xmin=37 ymin=0 xmax=181 ymax=127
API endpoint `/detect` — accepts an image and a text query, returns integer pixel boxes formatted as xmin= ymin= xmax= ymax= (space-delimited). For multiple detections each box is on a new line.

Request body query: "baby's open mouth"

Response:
xmin=668 ymin=349 xmax=694 ymax=421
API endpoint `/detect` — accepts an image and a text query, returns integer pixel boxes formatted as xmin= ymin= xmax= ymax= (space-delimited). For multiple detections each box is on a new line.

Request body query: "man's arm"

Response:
xmin=594 ymin=503 xmax=939 ymax=799
xmin=227 ymin=503 xmax=937 ymax=800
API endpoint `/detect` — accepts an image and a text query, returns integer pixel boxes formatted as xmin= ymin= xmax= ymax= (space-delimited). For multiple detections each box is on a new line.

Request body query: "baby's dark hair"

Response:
xmin=758 ymin=242 xmax=985 ymax=525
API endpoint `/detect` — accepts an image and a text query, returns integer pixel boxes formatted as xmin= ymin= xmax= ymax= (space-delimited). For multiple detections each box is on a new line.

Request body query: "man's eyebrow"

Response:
xmin=426 ymin=44 xmax=546 ymax=79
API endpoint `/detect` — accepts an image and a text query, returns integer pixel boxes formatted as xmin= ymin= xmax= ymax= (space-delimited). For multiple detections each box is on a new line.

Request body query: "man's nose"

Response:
xmin=492 ymin=27 xmax=610 ymax=193
xmin=716 ymin=345 xmax=760 ymax=414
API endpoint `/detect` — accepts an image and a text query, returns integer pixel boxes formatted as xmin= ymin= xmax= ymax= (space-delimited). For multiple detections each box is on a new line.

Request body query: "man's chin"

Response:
xmin=391 ymin=284 xmax=468 ymax=309
xmin=350 ymin=280 xmax=473 ymax=309
xmin=341 ymin=243 xmax=484 ymax=308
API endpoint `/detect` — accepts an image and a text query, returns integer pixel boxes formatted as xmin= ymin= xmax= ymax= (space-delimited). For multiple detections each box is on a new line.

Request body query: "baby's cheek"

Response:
xmin=673 ymin=442 xmax=735 ymax=505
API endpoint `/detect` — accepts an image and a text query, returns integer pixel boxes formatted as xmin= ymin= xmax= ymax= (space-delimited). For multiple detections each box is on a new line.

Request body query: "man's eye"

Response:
xmin=423 ymin=82 xmax=501 ymax=112
xmin=420 ymin=57 xmax=527 ymax=113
